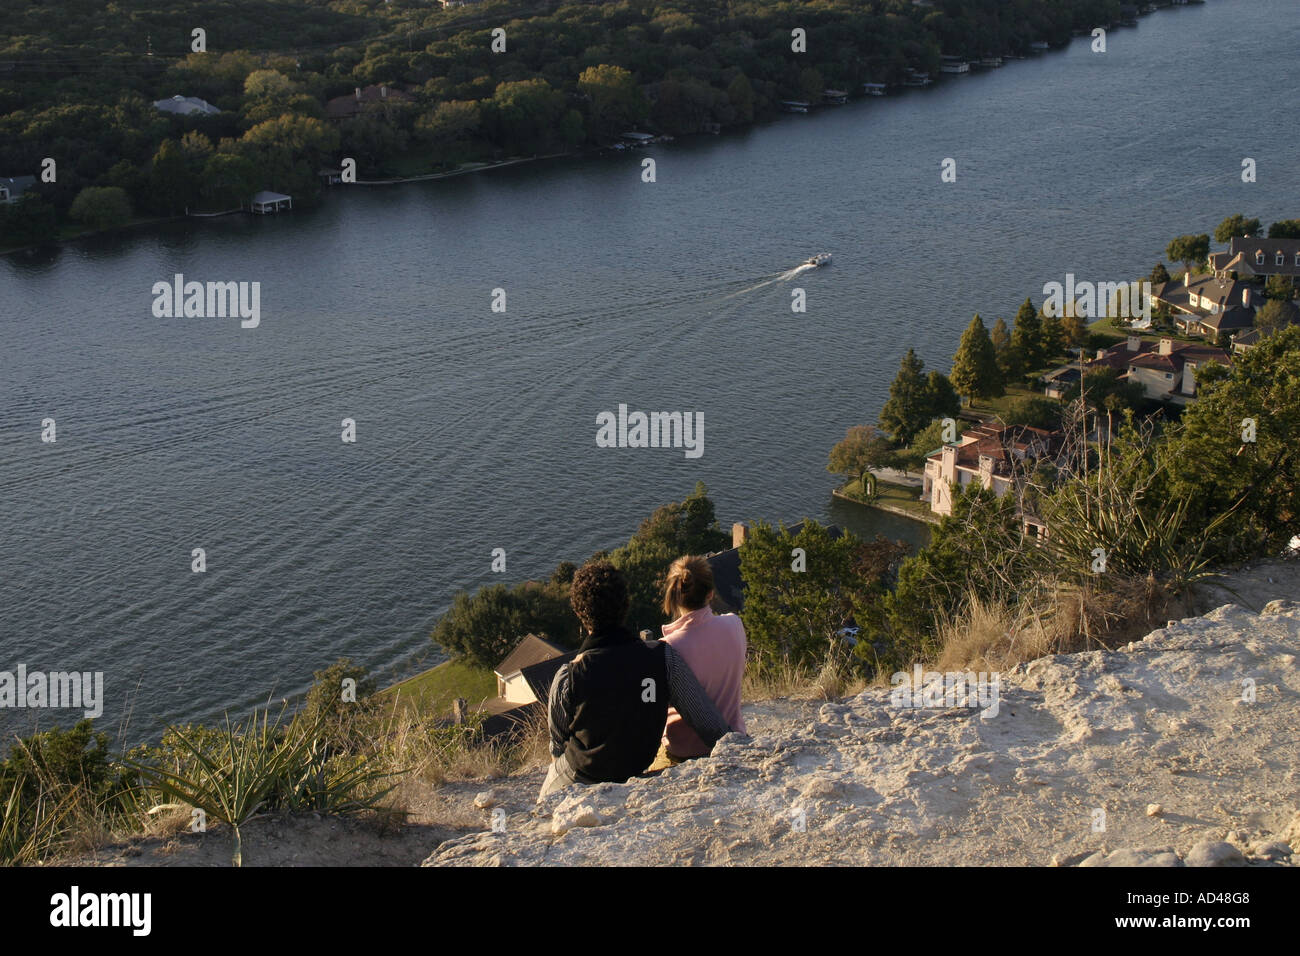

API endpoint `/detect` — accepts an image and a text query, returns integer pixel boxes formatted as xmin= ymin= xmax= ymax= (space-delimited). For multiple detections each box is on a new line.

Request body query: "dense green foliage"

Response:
xmin=606 ymin=481 xmax=732 ymax=631
xmin=739 ymin=520 xmax=906 ymax=669
xmin=1214 ymin=213 xmax=1261 ymax=243
xmin=1268 ymin=219 xmax=1300 ymax=239
xmin=1165 ymin=326 xmax=1300 ymax=562
xmin=828 ymin=424 xmax=893 ymax=493
xmin=1009 ymin=296 xmax=1044 ymax=374
xmin=431 ymin=573 xmax=579 ymax=670
xmin=1165 ymin=233 xmax=1210 ymax=271
xmin=878 ymin=349 xmax=959 ymax=444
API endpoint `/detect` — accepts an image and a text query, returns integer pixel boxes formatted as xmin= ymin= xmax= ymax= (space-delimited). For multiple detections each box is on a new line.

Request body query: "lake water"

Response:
xmin=2 ymin=0 xmax=1297 ymax=741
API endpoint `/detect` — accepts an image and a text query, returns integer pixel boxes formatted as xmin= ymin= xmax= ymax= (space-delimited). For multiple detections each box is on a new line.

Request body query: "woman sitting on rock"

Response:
xmin=647 ymin=555 xmax=748 ymax=773
xmin=540 ymin=560 xmax=732 ymax=799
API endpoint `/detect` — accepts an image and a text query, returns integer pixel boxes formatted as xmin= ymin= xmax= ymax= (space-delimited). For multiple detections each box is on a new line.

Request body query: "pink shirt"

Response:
xmin=660 ymin=606 xmax=747 ymax=757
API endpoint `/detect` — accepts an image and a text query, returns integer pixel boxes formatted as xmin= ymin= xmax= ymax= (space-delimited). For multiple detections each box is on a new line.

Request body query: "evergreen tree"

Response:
xmin=990 ymin=316 xmax=1022 ymax=381
xmin=1040 ymin=308 xmax=1066 ymax=363
xmin=1010 ymin=297 xmax=1044 ymax=374
xmin=1061 ymin=309 xmax=1088 ymax=349
xmin=924 ymin=370 xmax=961 ymax=420
xmin=950 ymin=314 xmax=1003 ymax=402
xmin=878 ymin=349 xmax=930 ymax=444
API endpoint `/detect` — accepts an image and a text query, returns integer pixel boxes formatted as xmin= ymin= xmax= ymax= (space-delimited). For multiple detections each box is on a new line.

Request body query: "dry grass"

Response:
xmin=368 ymin=696 xmax=549 ymax=792
xmin=743 ymin=657 xmax=867 ymax=702
xmin=933 ymin=576 xmax=1185 ymax=673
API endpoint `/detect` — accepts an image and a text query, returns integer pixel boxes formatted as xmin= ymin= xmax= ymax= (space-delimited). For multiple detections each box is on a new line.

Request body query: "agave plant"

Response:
xmin=122 ymin=705 xmax=394 ymax=866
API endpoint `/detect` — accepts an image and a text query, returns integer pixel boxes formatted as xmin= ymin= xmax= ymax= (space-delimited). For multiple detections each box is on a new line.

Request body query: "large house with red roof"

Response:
xmin=1083 ymin=334 xmax=1229 ymax=404
xmin=921 ymin=422 xmax=1062 ymax=522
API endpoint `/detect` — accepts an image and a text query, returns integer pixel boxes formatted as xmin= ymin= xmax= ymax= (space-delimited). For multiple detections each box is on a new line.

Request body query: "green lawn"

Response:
xmin=380 ymin=658 xmax=496 ymax=717
xmin=966 ymin=383 xmax=1040 ymax=420
xmin=841 ymin=476 xmax=935 ymax=522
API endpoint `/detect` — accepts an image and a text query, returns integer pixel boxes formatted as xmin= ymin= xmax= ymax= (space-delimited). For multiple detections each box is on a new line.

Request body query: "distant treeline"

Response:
xmin=2 ymin=0 xmax=1134 ymax=245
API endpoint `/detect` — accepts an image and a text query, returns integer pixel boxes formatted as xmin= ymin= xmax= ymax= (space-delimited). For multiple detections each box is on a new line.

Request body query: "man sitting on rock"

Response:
xmin=539 ymin=561 xmax=733 ymax=799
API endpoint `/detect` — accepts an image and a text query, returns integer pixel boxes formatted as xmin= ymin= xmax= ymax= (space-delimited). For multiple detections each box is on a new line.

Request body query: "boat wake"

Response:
xmin=722 ymin=256 xmax=827 ymax=300
xmin=778 ymin=262 xmax=817 ymax=281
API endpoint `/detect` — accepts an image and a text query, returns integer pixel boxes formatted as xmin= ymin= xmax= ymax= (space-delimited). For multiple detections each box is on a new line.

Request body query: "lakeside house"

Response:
xmin=325 ymin=84 xmax=414 ymax=121
xmin=1042 ymin=365 xmax=1081 ymax=400
xmin=1232 ymin=299 xmax=1300 ymax=354
xmin=153 ymin=94 xmax=221 ymax=116
xmin=1055 ymin=334 xmax=1230 ymax=404
xmin=1151 ymin=272 xmax=1258 ymax=338
xmin=468 ymin=634 xmax=574 ymax=739
xmin=1123 ymin=337 xmax=1229 ymax=403
xmin=1222 ymin=236 xmax=1300 ymax=286
xmin=921 ymin=423 xmax=1062 ymax=526
xmin=493 ymin=634 xmax=565 ymax=703
xmin=0 ymin=175 xmax=36 ymax=203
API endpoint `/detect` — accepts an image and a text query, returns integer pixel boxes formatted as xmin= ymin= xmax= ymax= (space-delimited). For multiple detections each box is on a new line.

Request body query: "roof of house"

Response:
xmin=1228 ymin=236 xmax=1300 ymax=276
xmin=154 ymin=94 xmax=221 ymax=115
xmin=494 ymin=633 xmax=565 ymax=678
xmin=1153 ymin=274 xmax=1254 ymax=317
xmin=520 ymin=650 xmax=578 ymax=702
xmin=707 ymin=548 xmax=743 ymax=614
xmin=1127 ymin=342 xmax=1229 ymax=374
xmin=1042 ymin=365 xmax=1081 ymax=384
xmin=1089 ymin=336 xmax=1155 ymax=370
xmin=927 ymin=423 xmax=1062 ymax=479
xmin=1196 ymin=304 xmax=1255 ymax=333
xmin=325 ymin=84 xmax=414 ymax=119
xmin=471 ymin=699 xmax=543 ymax=740
xmin=1234 ymin=302 xmax=1300 ymax=348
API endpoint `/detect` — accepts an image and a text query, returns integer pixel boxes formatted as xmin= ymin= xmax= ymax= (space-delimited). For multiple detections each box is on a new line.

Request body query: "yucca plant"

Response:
xmin=122 ymin=706 xmax=393 ymax=866
xmin=1040 ymin=423 xmax=1243 ymax=597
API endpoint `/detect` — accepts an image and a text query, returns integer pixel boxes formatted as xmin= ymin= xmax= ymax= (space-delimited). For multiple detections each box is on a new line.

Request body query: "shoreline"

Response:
xmin=832 ymin=487 xmax=940 ymax=526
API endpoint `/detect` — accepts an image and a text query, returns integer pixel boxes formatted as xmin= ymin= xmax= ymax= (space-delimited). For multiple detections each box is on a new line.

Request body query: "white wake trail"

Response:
xmin=722 ymin=262 xmax=817 ymax=300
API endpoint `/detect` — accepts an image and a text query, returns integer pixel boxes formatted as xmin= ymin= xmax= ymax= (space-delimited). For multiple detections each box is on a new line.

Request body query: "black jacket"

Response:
xmin=562 ymin=626 xmax=670 ymax=784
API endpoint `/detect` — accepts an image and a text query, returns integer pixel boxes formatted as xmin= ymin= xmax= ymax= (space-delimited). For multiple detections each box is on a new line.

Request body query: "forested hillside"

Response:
xmin=0 ymin=0 xmax=1131 ymax=244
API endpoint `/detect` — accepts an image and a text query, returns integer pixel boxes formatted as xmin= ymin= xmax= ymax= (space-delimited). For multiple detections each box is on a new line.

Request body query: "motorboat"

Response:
xmin=804 ymin=252 xmax=832 ymax=267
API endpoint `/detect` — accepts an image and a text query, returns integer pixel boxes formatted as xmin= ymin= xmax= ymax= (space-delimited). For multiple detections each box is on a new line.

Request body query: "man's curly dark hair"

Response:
xmin=569 ymin=561 xmax=630 ymax=635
